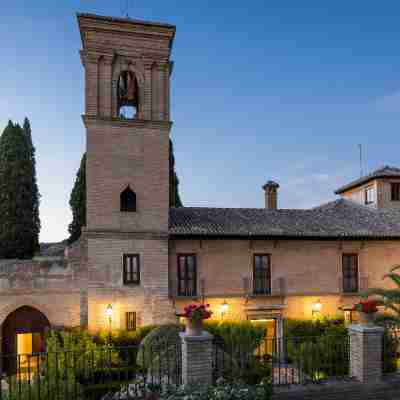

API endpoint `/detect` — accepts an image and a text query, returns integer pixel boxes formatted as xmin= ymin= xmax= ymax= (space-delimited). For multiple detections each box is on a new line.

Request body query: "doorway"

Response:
xmin=2 ymin=306 xmax=50 ymax=374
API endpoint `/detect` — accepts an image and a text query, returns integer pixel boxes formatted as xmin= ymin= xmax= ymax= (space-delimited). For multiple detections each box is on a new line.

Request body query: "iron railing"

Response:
xmin=213 ymin=335 xmax=350 ymax=385
xmin=0 ymin=340 xmax=181 ymax=400
xmin=382 ymin=328 xmax=400 ymax=374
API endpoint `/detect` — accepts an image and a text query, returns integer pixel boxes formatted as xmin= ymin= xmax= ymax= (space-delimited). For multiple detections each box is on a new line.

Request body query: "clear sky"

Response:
xmin=1 ymin=1 xmax=400 ymax=242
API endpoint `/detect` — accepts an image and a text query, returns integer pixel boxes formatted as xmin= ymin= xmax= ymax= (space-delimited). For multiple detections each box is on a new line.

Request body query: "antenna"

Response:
xmin=358 ymin=144 xmax=363 ymax=177
xmin=123 ymin=0 xmax=132 ymax=17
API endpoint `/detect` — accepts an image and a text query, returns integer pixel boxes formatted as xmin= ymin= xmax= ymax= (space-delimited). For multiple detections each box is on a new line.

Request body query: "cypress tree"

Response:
xmin=68 ymin=153 xmax=86 ymax=244
xmin=169 ymin=139 xmax=183 ymax=208
xmin=23 ymin=118 xmax=41 ymax=249
xmin=0 ymin=120 xmax=41 ymax=258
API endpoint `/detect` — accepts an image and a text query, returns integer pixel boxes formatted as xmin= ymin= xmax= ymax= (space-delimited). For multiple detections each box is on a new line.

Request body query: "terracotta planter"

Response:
xmin=185 ymin=318 xmax=203 ymax=336
xmin=359 ymin=311 xmax=376 ymax=326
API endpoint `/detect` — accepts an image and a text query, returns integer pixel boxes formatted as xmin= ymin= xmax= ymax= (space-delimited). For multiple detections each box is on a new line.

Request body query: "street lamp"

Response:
xmin=221 ymin=300 xmax=229 ymax=320
xmin=106 ymin=304 xmax=113 ymax=343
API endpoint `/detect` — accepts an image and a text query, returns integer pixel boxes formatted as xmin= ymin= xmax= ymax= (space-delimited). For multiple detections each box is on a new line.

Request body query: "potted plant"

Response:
xmin=354 ymin=299 xmax=378 ymax=326
xmin=183 ymin=304 xmax=212 ymax=336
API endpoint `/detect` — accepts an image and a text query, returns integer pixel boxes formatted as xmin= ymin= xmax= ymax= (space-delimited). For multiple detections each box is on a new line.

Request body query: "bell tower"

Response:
xmin=78 ymin=13 xmax=176 ymax=328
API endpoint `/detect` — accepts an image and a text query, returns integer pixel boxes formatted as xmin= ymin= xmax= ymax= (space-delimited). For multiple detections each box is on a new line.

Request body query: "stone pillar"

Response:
xmin=179 ymin=331 xmax=214 ymax=385
xmin=349 ymin=324 xmax=384 ymax=383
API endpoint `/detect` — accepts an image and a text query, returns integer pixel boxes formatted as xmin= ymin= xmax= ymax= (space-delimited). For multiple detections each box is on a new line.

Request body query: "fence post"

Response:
xmin=179 ymin=331 xmax=214 ymax=385
xmin=348 ymin=324 xmax=384 ymax=383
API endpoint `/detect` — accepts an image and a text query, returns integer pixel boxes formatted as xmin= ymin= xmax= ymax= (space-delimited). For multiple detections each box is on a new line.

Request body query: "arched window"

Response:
xmin=120 ymin=186 xmax=136 ymax=212
xmin=117 ymin=71 xmax=139 ymax=119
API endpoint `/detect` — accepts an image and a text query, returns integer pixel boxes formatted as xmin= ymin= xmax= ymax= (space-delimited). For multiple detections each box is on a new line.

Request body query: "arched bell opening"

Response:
xmin=117 ymin=71 xmax=139 ymax=119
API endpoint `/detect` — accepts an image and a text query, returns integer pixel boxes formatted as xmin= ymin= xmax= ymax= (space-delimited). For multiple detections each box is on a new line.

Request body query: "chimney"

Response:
xmin=263 ymin=181 xmax=279 ymax=210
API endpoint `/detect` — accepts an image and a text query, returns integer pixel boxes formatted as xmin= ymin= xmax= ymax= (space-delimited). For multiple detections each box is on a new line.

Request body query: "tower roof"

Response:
xmin=335 ymin=165 xmax=400 ymax=194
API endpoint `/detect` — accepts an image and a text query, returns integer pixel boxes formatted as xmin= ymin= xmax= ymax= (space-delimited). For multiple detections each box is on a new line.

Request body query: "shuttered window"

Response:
xmin=342 ymin=254 xmax=359 ymax=293
xmin=123 ymin=254 xmax=140 ymax=285
xmin=177 ymin=254 xmax=197 ymax=297
xmin=253 ymin=254 xmax=271 ymax=295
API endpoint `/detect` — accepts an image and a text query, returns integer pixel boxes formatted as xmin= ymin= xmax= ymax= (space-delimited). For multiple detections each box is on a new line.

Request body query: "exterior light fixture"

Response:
xmin=221 ymin=300 xmax=229 ymax=319
xmin=106 ymin=304 xmax=113 ymax=342
xmin=312 ymin=299 xmax=322 ymax=316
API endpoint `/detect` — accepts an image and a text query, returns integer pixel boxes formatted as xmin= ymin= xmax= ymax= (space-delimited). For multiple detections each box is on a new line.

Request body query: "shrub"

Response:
xmin=284 ymin=317 xmax=347 ymax=338
xmin=158 ymin=379 xmax=272 ymax=400
xmin=136 ymin=324 xmax=182 ymax=382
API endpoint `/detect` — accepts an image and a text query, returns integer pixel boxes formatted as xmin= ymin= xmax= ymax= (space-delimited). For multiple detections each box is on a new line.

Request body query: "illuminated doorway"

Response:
xmin=2 ymin=306 xmax=49 ymax=374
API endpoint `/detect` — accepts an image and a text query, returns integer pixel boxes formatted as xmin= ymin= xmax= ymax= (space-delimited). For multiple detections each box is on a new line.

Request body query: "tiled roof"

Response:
xmin=335 ymin=166 xmax=400 ymax=194
xmin=169 ymin=199 xmax=400 ymax=239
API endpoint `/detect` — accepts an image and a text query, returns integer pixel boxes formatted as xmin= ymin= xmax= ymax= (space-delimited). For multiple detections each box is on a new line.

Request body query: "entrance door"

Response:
xmin=250 ymin=318 xmax=277 ymax=356
xmin=2 ymin=306 xmax=50 ymax=374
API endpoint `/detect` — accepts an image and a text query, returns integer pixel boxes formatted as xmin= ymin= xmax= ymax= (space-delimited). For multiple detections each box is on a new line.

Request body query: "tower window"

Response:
xmin=391 ymin=183 xmax=400 ymax=201
xmin=117 ymin=71 xmax=139 ymax=119
xmin=123 ymin=254 xmax=140 ymax=285
xmin=364 ymin=186 xmax=374 ymax=205
xmin=120 ymin=186 xmax=136 ymax=212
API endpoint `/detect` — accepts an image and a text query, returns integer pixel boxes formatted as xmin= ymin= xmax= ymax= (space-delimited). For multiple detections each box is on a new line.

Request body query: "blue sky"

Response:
xmin=1 ymin=1 xmax=400 ymax=242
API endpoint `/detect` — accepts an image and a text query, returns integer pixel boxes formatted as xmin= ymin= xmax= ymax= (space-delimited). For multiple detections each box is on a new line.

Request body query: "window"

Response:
xmin=342 ymin=254 xmax=359 ymax=293
xmin=364 ymin=186 xmax=374 ymax=205
xmin=177 ymin=254 xmax=197 ymax=297
xmin=117 ymin=71 xmax=139 ymax=119
xmin=120 ymin=186 xmax=136 ymax=212
xmin=123 ymin=254 xmax=140 ymax=285
xmin=126 ymin=312 xmax=136 ymax=331
xmin=391 ymin=183 xmax=400 ymax=201
xmin=253 ymin=254 xmax=271 ymax=295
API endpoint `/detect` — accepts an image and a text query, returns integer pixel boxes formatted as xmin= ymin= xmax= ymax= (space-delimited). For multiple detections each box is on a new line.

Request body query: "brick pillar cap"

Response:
xmin=179 ymin=331 xmax=213 ymax=341
xmin=348 ymin=324 xmax=385 ymax=333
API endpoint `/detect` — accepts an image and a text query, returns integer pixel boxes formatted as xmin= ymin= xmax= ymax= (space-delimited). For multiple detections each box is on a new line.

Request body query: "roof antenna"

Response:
xmin=124 ymin=0 xmax=131 ymax=18
xmin=358 ymin=144 xmax=363 ymax=177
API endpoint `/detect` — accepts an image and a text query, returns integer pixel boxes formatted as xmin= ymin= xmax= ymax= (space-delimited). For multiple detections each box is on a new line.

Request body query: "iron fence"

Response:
xmin=0 ymin=340 xmax=181 ymax=400
xmin=382 ymin=328 xmax=400 ymax=374
xmin=213 ymin=335 xmax=350 ymax=385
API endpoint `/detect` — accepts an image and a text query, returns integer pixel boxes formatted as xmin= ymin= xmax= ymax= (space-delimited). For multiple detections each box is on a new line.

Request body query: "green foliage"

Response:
xmin=136 ymin=324 xmax=182 ymax=381
xmin=205 ymin=320 xmax=267 ymax=353
xmin=0 ymin=119 xmax=40 ymax=258
xmin=93 ymin=325 xmax=158 ymax=347
xmin=284 ymin=317 xmax=347 ymax=338
xmin=286 ymin=335 xmax=349 ymax=381
xmin=169 ymin=139 xmax=183 ymax=207
xmin=204 ymin=320 xmax=269 ymax=384
xmin=364 ymin=265 xmax=400 ymax=327
xmin=68 ymin=153 xmax=86 ymax=244
xmin=159 ymin=379 xmax=272 ymax=400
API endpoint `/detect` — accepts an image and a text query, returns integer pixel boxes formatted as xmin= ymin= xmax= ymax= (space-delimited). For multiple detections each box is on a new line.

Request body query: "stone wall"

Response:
xmin=0 ymin=254 xmax=85 ymax=328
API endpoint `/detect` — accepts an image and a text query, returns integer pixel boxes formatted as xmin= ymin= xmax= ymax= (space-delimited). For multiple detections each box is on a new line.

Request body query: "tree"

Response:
xmin=68 ymin=153 xmax=86 ymax=244
xmin=364 ymin=265 xmax=400 ymax=327
xmin=169 ymin=139 xmax=183 ymax=208
xmin=67 ymin=139 xmax=183 ymax=242
xmin=0 ymin=119 xmax=41 ymax=258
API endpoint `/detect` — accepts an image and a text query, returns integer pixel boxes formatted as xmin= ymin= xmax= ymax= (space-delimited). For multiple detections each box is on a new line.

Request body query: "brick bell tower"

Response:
xmin=77 ymin=13 xmax=176 ymax=328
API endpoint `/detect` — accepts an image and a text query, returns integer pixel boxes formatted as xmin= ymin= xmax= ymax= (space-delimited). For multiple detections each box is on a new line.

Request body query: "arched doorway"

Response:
xmin=1 ymin=306 xmax=50 ymax=373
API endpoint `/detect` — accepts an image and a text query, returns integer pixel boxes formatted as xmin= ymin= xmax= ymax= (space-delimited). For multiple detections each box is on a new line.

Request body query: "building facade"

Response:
xmin=1 ymin=13 xmax=400 ymax=356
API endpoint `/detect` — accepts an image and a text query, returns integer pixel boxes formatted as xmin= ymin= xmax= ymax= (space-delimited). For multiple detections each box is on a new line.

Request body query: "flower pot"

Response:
xmin=359 ymin=311 xmax=376 ymax=326
xmin=185 ymin=318 xmax=203 ymax=336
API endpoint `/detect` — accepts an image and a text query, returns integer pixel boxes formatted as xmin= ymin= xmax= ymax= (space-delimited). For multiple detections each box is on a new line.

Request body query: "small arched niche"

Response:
xmin=117 ymin=71 xmax=139 ymax=119
xmin=120 ymin=186 xmax=137 ymax=212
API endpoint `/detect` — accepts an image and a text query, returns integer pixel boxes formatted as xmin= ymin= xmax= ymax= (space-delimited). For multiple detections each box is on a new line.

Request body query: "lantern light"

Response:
xmin=106 ymin=304 xmax=113 ymax=318
xmin=312 ymin=299 xmax=322 ymax=316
